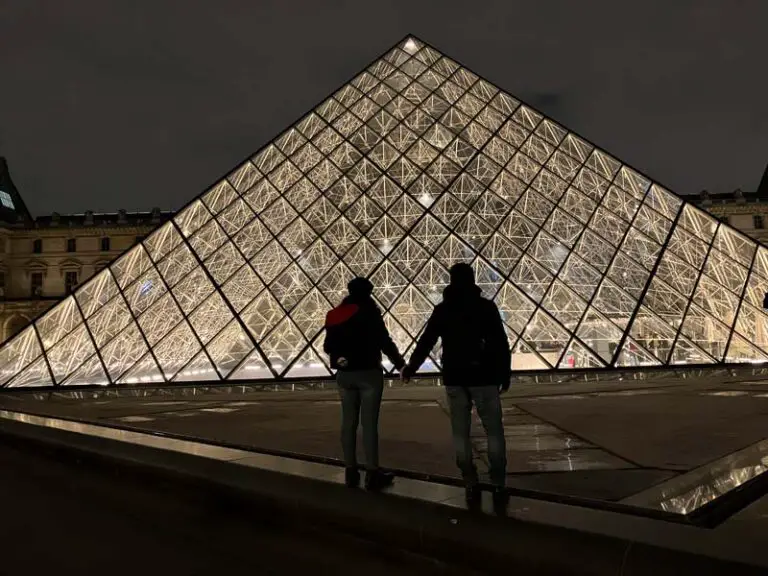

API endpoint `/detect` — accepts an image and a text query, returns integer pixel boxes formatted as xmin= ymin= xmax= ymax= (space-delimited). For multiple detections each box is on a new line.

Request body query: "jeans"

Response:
xmin=336 ymin=369 xmax=384 ymax=470
xmin=445 ymin=385 xmax=506 ymax=487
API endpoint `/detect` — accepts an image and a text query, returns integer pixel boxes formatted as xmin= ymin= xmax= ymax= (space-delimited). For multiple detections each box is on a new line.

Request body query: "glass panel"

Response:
xmin=228 ymin=160 xmax=262 ymax=192
xmin=472 ymin=258 xmax=504 ymax=299
xmin=644 ymin=184 xmax=681 ymax=220
xmin=285 ymin=347 xmax=331 ymax=378
xmin=654 ymin=250 xmax=699 ymax=298
xmin=156 ymin=244 xmax=198 ymax=288
xmin=576 ymin=308 xmax=624 ymax=363
xmin=242 ymin=290 xmax=285 ymax=341
xmin=391 ymin=285 xmax=433 ymax=337
xmin=202 ymin=180 xmax=238 ymax=215
xmin=455 ymin=212 xmax=494 ymax=251
xmin=100 ymin=324 xmax=148 ymax=381
xmin=511 ymin=338 xmax=549 ymax=370
xmin=558 ymin=252 xmax=602 ymax=302
xmin=204 ymin=242 xmax=246 ymax=286
xmin=481 ymin=233 xmax=521 ymax=275
xmin=435 ymin=234 xmax=476 ymax=269
xmin=680 ymin=304 xmax=730 ymax=362
xmin=137 ymin=293 xmax=183 ymax=346
xmin=188 ymin=220 xmax=228 ymax=260
xmin=371 ymin=260 xmax=410 ymax=308
xmin=703 ymin=245 xmax=748 ymax=295
xmin=228 ymin=349 xmax=274 ymax=381
xmin=153 ymin=322 xmax=201 ymax=380
xmin=693 ymin=274 xmax=740 ymax=326
xmin=343 ymin=238 xmax=383 ymax=276
xmin=261 ymin=318 xmax=307 ymax=375
xmin=270 ymin=263 xmax=314 ymax=312
xmin=559 ymin=340 xmax=604 ymax=369
xmin=123 ymin=269 xmax=167 ymax=317
xmin=317 ymin=262 xmax=354 ymax=306
xmin=628 ymin=306 xmax=678 ymax=363
xmin=642 ymin=276 xmax=688 ymax=327
xmin=6 ymin=357 xmax=52 ymax=389
xmin=63 ymin=354 xmax=109 ymax=387
xmin=87 ymin=295 xmax=134 ymax=347
xmin=634 ymin=205 xmax=672 ymax=245
xmin=541 ymin=281 xmax=587 ymax=330
xmin=726 ymin=333 xmax=768 ymax=364
xmin=528 ymin=231 xmax=568 ymax=274
xmin=670 ymin=335 xmax=716 ymax=365
xmin=667 ymin=225 xmax=708 ymax=270
xmin=243 ymin=179 xmax=280 ymax=213
xmin=36 ymin=297 xmax=82 ymax=350
xmin=413 ymin=259 xmax=450 ymax=305
xmin=189 ymin=292 xmax=233 ymax=345
xmin=172 ymin=267 xmax=215 ymax=314
xmin=495 ymin=281 xmax=536 ymax=334
xmin=44 ymin=325 xmax=95 ymax=383
xmin=679 ymin=203 xmax=717 ymax=243
xmin=521 ymin=310 xmax=570 ymax=368
xmin=222 ymin=265 xmax=264 ymax=313
xmin=173 ymin=351 xmax=219 ymax=382
xmin=735 ymin=302 xmax=768 ymax=354
xmin=621 ymin=228 xmax=660 ymax=271
xmin=116 ymin=353 xmax=165 ymax=385
xmin=206 ymin=321 xmax=254 ymax=378
xmin=292 ymin=289 xmax=332 ymax=340
xmin=615 ymin=338 xmax=662 ymax=368
xmin=591 ymin=279 xmax=637 ymax=329
xmin=217 ymin=198 xmax=255 ymax=236
xmin=76 ymin=270 xmax=120 ymax=319
xmin=111 ymin=245 xmax=153 ymax=289
xmin=144 ymin=221 xmax=182 ymax=262
xmin=174 ymin=200 xmax=211 ymax=237
xmin=608 ymin=251 xmax=651 ymax=300
xmin=251 ymin=240 xmax=292 ymax=284
xmin=511 ymin=256 xmax=553 ymax=303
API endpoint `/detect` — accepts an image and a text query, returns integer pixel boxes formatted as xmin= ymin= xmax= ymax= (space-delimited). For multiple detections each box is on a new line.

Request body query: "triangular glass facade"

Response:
xmin=3 ymin=35 xmax=768 ymax=388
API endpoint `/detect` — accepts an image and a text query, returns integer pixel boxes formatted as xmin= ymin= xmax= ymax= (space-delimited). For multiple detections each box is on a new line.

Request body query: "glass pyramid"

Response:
xmin=3 ymin=35 xmax=768 ymax=389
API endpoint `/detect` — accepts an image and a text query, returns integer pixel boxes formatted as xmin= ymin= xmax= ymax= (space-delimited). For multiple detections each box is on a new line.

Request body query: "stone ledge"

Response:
xmin=0 ymin=411 xmax=762 ymax=575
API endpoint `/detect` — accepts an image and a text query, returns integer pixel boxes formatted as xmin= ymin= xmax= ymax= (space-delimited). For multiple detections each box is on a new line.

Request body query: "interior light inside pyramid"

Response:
xmin=1 ymin=34 xmax=767 ymax=389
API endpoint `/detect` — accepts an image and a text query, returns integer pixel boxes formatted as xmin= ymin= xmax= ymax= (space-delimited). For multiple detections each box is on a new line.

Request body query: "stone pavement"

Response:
xmin=5 ymin=370 xmax=768 ymax=509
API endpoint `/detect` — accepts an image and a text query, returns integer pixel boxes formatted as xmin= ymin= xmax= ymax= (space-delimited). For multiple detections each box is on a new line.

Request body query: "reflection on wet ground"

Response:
xmin=5 ymin=368 xmax=768 ymax=520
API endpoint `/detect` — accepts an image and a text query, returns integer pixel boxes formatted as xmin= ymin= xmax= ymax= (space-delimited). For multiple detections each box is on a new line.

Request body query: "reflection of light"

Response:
xmin=380 ymin=239 xmax=392 ymax=254
xmin=419 ymin=193 xmax=433 ymax=207
xmin=139 ymin=280 xmax=153 ymax=296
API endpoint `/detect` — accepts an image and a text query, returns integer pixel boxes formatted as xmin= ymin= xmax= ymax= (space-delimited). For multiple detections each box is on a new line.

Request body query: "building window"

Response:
xmin=66 ymin=238 xmax=77 ymax=252
xmin=64 ymin=271 xmax=78 ymax=294
xmin=755 ymin=215 xmax=764 ymax=229
xmin=101 ymin=237 xmax=111 ymax=251
xmin=0 ymin=190 xmax=14 ymax=209
xmin=30 ymin=272 xmax=43 ymax=297
xmin=32 ymin=239 xmax=42 ymax=253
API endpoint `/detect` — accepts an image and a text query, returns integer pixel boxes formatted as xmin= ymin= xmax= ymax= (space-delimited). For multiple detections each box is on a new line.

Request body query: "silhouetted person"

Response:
xmin=402 ymin=263 xmax=511 ymax=514
xmin=324 ymin=277 xmax=405 ymax=491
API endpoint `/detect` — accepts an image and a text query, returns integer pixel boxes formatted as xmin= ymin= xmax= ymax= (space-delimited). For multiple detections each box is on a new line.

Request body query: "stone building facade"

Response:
xmin=0 ymin=158 xmax=170 ymax=343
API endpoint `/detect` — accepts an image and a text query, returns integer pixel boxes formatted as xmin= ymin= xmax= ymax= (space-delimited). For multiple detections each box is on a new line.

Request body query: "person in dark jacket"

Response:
xmin=324 ymin=277 xmax=405 ymax=491
xmin=402 ymin=263 xmax=511 ymax=513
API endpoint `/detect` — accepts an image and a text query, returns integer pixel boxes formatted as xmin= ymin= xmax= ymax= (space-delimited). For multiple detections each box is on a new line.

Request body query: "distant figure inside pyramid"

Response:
xmin=3 ymin=35 xmax=768 ymax=388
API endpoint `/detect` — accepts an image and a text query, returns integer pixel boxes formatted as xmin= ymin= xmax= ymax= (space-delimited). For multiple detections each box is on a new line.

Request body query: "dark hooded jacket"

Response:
xmin=323 ymin=294 xmax=405 ymax=372
xmin=407 ymin=283 xmax=511 ymax=388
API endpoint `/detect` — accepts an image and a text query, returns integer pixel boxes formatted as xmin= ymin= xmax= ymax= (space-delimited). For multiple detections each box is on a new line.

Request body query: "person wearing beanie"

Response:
xmin=323 ymin=276 xmax=405 ymax=491
xmin=402 ymin=263 xmax=511 ymax=515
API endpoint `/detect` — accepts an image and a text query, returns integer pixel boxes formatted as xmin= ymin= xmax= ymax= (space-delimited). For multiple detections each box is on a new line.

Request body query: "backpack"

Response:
xmin=324 ymin=303 xmax=361 ymax=369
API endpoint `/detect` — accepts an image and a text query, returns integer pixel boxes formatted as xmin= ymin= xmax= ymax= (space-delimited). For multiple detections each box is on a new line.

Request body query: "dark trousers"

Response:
xmin=445 ymin=385 xmax=506 ymax=487
xmin=336 ymin=369 xmax=384 ymax=470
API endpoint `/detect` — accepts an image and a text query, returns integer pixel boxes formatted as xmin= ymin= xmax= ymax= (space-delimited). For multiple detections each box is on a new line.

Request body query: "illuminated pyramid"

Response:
xmin=3 ymin=35 xmax=768 ymax=388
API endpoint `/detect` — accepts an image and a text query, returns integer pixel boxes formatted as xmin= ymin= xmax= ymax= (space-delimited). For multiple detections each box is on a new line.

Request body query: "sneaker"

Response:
xmin=365 ymin=470 xmax=394 ymax=491
xmin=465 ymin=485 xmax=482 ymax=511
xmin=492 ymin=487 xmax=508 ymax=517
xmin=345 ymin=467 xmax=360 ymax=488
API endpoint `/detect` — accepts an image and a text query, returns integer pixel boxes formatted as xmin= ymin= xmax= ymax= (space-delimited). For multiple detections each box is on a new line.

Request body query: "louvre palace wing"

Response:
xmin=2 ymin=35 xmax=767 ymax=388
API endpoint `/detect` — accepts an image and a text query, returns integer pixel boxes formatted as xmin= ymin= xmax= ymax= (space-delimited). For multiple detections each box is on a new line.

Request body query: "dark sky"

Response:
xmin=1 ymin=1 xmax=766 ymax=216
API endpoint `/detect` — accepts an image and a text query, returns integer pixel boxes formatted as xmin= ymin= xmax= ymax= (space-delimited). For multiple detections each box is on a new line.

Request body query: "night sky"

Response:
xmin=1 ymin=1 xmax=766 ymax=216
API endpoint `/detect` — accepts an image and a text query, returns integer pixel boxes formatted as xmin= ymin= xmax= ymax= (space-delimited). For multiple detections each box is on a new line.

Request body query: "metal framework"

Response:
xmin=3 ymin=35 xmax=768 ymax=389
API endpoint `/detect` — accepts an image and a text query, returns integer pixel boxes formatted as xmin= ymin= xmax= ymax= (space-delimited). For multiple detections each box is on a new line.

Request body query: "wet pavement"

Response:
xmin=5 ymin=369 xmax=768 ymax=516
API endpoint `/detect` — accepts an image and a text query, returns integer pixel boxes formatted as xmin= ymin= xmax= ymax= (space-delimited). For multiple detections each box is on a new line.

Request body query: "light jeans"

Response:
xmin=445 ymin=385 xmax=506 ymax=487
xmin=336 ymin=369 xmax=384 ymax=470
